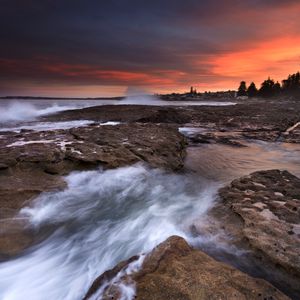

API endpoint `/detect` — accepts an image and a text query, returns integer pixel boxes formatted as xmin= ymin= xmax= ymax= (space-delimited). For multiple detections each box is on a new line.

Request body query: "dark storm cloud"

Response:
xmin=1 ymin=1 xmax=219 ymax=62
xmin=0 ymin=0 xmax=300 ymax=94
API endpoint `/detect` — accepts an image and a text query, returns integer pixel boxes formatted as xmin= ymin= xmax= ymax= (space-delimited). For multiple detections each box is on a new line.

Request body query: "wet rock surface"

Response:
xmin=42 ymin=99 xmax=300 ymax=143
xmin=0 ymin=123 xmax=186 ymax=257
xmin=184 ymin=130 xmax=248 ymax=147
xmin=84 ymin=236 xmax=290 ymax=300
xmin=0 ymin=123 xmax=186 ymax=197
xmin=209 ymin=170 xmax=300 ymax=298
xmin=84 ymin=170 xmax=300 ymax=300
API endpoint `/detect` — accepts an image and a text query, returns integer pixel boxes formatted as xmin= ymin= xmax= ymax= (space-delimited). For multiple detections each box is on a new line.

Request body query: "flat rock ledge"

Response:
xmin=0 ymin=123 xmax=186 ymax=258
xmin=43 ymin=101 xmax=300 ymax=143
xmin=214 ymin=170 xmax=300 ymax=298
xmin=84 ymin=236 xmax=289 ymax=300
xmin=0 ymin=123 xmax=186 ymax=211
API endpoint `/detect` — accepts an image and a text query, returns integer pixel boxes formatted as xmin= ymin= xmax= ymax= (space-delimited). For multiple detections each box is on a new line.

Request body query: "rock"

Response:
xmin=188 ymin=132 xmax=247 ymax=147
xmin=214 ymin=170 xmax=300 ymax=298
xmin=69 ymin=123 xmax=187 ymax=171
xmin=136 ymin=108 xmax=190 ymax=123
xmin=42 ymin=100 xmax=300 ymax=143
xmin=0 ymin=123 xmax=186 ymax=257
xmin=0 ymin=219 xmax=34 ymax=261
xmin=83 ymin=255 xmax=140 ymax=300
xmin=0 ymin=123 xmax=186 ymax=210
xmin=84 ymin=236 xmax=290 ymax=300
xmin=0 ymin=170 xmax=66 ymax=258
xmin=0 ymin=124 xmax=186 ymax=173
xmin=0 ymin=163 xmax=9 ymax=170
xmin=43 ymin=105 xmax=191 ymax=124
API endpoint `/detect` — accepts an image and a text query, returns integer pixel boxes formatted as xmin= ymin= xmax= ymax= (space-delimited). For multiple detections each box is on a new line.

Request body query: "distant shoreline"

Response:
xmin=0 ymin=94 xmax=235 ymax=102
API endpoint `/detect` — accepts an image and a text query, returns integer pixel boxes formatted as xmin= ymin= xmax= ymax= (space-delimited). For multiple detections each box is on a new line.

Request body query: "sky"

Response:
xmin=0 ymin=0 xmax=300 ymax=97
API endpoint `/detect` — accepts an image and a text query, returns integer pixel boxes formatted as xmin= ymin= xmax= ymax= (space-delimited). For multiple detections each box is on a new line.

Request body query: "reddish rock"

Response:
xmin=85 ymin=236 xmax=290 ymax=300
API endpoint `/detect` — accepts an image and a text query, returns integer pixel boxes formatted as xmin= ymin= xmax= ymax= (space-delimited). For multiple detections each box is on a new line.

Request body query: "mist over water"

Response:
xmin=0 ymin=165 xmax=219 ymax=300
xmin=0 ymin=101 xmax=78 ymax=123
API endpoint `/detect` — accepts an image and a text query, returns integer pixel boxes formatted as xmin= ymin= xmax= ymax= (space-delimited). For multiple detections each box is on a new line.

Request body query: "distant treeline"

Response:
xmin=237 ymin=71 xmax=300 ymax=98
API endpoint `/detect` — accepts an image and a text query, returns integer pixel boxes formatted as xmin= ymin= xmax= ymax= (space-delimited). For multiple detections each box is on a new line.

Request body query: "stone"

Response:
xmin=214 ymin=170 xmax=300 ymax=298
xmin=84 ymin=236 xmax=290 ymax=300
xmin=0 ymin=163 xmax=8 ymax=170
xmin=0 ymin=123 xmax=187 ymax=257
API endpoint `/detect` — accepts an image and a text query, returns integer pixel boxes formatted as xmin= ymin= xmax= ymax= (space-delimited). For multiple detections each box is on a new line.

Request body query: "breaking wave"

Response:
xmin=0 ymin=102 xmax=77 ymax=123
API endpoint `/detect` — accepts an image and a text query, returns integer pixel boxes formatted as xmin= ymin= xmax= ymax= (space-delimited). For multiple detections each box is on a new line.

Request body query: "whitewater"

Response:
xmin=0 ymin=165 xmax=219 ymax=300
xmin=1 ymin=98 xmax=300 ymax=300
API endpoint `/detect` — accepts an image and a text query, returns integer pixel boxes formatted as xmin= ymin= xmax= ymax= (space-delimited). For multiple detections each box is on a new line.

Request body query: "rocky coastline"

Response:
xmin=83 ymin=169 xmax=300 ymax=300
xmin=0 ymin=123 xmax=186 ymax=258
xmin=0 ymin=97 xmax=300 ymax=299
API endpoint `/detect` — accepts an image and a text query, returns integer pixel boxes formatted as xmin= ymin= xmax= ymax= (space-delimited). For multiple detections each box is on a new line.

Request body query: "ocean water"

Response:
xmin=0 ymin=97 xmax=299 ymax=300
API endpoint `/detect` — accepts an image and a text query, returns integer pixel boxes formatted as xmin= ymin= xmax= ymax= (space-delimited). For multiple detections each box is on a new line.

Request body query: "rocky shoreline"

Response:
xmin=0 ymin=123 xmax=186 ymax=258
xmin=84 ymin=236 xmax=290 ymax=300
xmin=0 ymin=98 xmax=300 ymax=299
xmin=42 ymin=99 xmax=300 ymax=143
xmin=83 ymin=169 xmax=300 ymax=300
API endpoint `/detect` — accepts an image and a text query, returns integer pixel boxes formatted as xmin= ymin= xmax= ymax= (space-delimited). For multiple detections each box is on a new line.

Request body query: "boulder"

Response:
xmin=84 ymin=236 xmax=290 ymax=300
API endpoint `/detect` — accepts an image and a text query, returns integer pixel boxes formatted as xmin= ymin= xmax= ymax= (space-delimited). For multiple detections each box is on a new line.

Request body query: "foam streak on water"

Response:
xmin=0 ymin=120 xmax=121 ymax=133
xmin=0 ymin=164 xmax=219 ymax=300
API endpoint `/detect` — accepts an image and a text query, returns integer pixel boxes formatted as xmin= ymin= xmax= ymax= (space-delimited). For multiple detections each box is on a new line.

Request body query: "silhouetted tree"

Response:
xmin=273 ymin=81 xmax=281 ymax=94
xmin=237 ymin=81 xmax=247 ymax=96
xmin=282 ymin=72 xmax=300 ymax=95
xmin=259 ymin=77 xmax=276 ymax=98
xmin=247 ymin=82 xmax=258 ymax=97
xmin=234 ymin=71 xmax=299 ymax=99
xmin=189 ymin=86 xmax=197 ymax=95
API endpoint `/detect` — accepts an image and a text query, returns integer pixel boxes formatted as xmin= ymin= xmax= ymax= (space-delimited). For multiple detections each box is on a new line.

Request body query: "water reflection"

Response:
xmin=185 ymin=140 xmax=300 ymax=182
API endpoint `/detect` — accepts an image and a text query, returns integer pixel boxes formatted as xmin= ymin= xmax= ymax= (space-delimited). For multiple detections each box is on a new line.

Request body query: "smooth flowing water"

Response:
xmin=1 ymin=139 xmax=300 ymax=299
xmin=0 ymin=165 xmax=219 ymax=300
xmin=185 ymin=141 xmax=300 ymax=181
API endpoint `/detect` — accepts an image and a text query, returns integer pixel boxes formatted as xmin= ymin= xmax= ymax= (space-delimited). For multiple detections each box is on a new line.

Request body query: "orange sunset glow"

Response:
xmin=0 ymin=1 xmax=300 ymax=96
